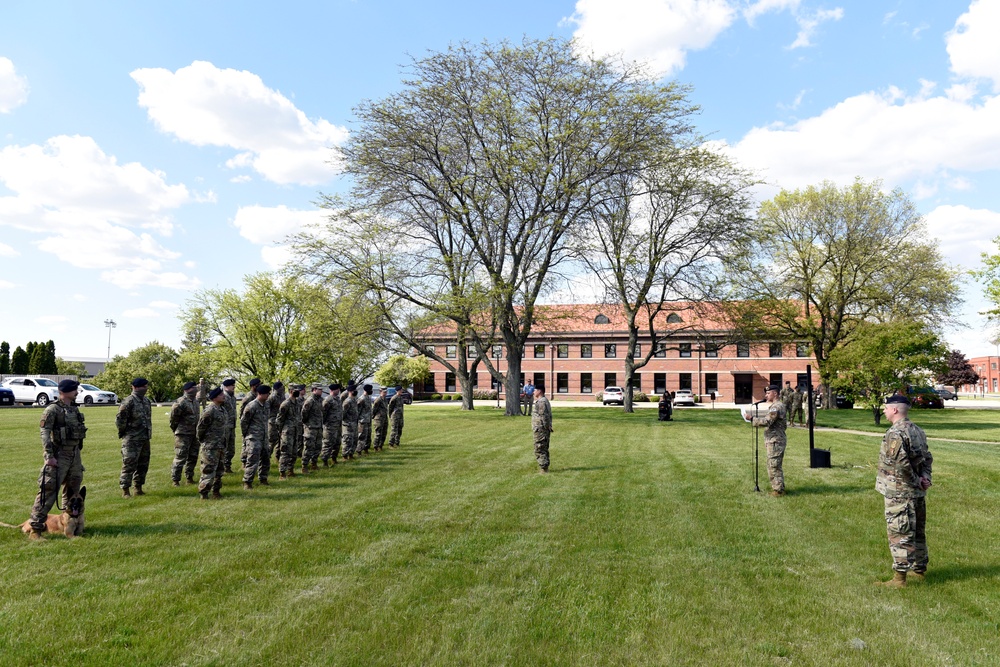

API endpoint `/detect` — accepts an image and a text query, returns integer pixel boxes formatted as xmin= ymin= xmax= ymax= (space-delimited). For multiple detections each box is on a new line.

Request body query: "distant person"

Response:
xmin=221 ymin=379 xmax=238 ymax=473
xmin=169 ymin=381 xmax=199 ymax=486
xmin=276 ymin=387 xmax=302 ymax=479
xmin=300 ymin=384 xmax=324 ymax=471
xmin=875 ymin=395 xmax=933 ymax=588
xmin=266 ymin=381 xmax=285 ymax=463
xmin=321 ymin=383 xmax=343 ymax=465
xmin=779 ymin=381 xmax=794 ymax=416
xmin=341 ymin=384 xmax=359 ymax=460
xmin=791 ymin=385 xmax=806 ymax=427
xmin=117 ymin=378 xmax=153 ymax=498
xmin=357 ymin=384 xmax=374 ymax=455
xmin=743 ymin=384 xmax=787 ymax=497
xmin=372 ymin=387 xmax=389 ymax=451
xmin=388 ymin=385 xmax=405 ymax=448
xmin=657 ymin=392 xmax=673 ymax=421
xmin=522 ymin=380 xmax=535 ymax=416
xmin=240 ymin=384 xmax=272 ymax=489
xmin=531 ymin=387 xmax=553 ymax=473
xmin=196 ymin=388 xmax=228 ymax=499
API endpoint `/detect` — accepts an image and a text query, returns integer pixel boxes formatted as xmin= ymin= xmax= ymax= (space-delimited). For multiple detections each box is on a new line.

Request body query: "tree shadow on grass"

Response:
xmin=924 ymin=564 xmax=1000 ymax=583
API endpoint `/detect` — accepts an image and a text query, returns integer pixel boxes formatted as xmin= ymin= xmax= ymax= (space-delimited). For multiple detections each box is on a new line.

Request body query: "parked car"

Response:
xmin=905 ymin=386 xmax=944 ymax=409
xmin=386 ymin=387 xmax=413 ymax=404
xmin=74 ymin=383 xmax=118 ymax=405
xmin=0 ymin=385 xmax=14 ymax=406
xmin=0 ymin=376 xmax=60 ymax=406
xmin=814 ymin=394 xmax=855 ymax=409
xmin=935 ymin=388 xmax=958 ymax=401
xmin=673 ymin=389 xmax=696 ymax=406
xmin=602 ymin=386 xmax=624 ymax=405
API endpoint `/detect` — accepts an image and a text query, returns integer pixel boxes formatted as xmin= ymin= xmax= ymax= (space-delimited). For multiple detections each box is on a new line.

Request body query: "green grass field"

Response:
xmin=1 ymin=404 xmax=998 ymax=666
xmin=815 ymin=405 xmax=1000 ymax=442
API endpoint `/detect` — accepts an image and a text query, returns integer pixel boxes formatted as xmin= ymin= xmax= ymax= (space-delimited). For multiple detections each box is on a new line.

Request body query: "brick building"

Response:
xmin=416 ymin=304 xmax=817 ymax=404
xmin=965 ymin=356 xmax=1000 ymax=395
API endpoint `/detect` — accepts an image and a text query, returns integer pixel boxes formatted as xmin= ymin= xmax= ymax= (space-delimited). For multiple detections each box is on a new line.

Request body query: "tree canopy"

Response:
xmin=936 ymin=350 xmax=980 ymax=389
xmin=94 ymin=341 xmax=187 ymax=402
xmin=374 ymin=354 xmax=431 ymax=389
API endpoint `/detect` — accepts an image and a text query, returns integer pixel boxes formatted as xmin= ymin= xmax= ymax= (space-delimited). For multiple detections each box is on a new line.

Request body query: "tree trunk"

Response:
xmin=872 ymin=406 xmax=882 ymax=426
xmin=504 ymin=352 xmax=522 ymax=416
xmin=623 ymin=355 xmax=635 ymax=413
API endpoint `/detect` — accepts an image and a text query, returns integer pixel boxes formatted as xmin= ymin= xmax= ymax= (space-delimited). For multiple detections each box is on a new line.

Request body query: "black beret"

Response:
xmin=273 ymin=381 xmax=283 ymax=389
xmin=291 ymin=389 xmax=300 ymax=397
xmin=58 ymin=379 xmax=79 ymax=392
xmin=132 ymin=378 xmax=148 ymax=387
xmin=182 ymin=381 xmax=197 ymax=391
xmin=257 ymin=384 xmax=272 ymax=395
xmin=394 ymin=385 xmax=402 ymax=390
xmin=249 ymin=378 xmax=261 ymax=387
xmin=330 ymin=383 xmax=341 ymax=391
xmin=765 ymin=384 xmax=780 ymax=392
xmin=885 ymin=394 xmax=910 ymax=406
xmin=363 ymin=384 xmax=373 ymax=393
xmin=209 ymin=387 xmax=224 ymax=399
xmin=222 ymin=379 xmax=236 ymax=387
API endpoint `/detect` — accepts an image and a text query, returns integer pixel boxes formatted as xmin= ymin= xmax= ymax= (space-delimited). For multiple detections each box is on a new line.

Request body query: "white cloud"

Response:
xmin=0 ymin=57 xmax=28 ymax=113
xmin=148 ymin=300 xmax=179 ymax=310
xmin=788 ymin=7 xmax=843 ymax=49
xmin=131 ymin=61 xmax=348 ymax=185
xmin=565 ymin=0 xmax=736 ymax=76
xmin=0 ymin=280 xmax=14 ymax=289
xmin=232 ymin=204 xmax=326 ymax=245
xmin=947 ymin=0 xmax=1000 ymax=90
xmin=924 ymin=205 xmax=1000 ymax=270
xmin=0 ymin=241 xmax=18 ymax=257
xmin=100 ymin=268 xmax=200 ymax=291
xmin=123 ymin=307 xmax=160 ymax=318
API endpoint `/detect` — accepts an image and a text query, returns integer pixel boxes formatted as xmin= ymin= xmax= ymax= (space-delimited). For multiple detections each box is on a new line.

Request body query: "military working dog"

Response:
xmin=1 ymin=486 xmax=87 ymax=538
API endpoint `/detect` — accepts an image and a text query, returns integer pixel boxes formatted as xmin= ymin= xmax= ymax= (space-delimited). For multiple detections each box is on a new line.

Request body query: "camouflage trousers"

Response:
xmin=792 ymin=405 xmax=805 ymax=425
xmin=278 ymin=428 xmax=298 ymax=474
xmin=29 ymin=445 xmax=83 ymax=533
xmin=373 ymin=417 xmax=387 ymax=450
xmin=120 ymin=436 xmax=151 ymax=490
xmin=171 ymin=433 xmax=199 ymax=483
xmin=884 ymin=496 xmax=928 ymax=573
xmin=198 ymin=441 xmax=225 ymax=494
xmin=357 ymin=421 xmax=372 ymax=453
xmin=389 ymin=415 xmax=403 ymax=447
xmin=765 ymin=437 xmax=786 ymax=493
xmin=295 ymin=425 xmax=304 ymax=459
xmin=533 ymin=429 xmax=550 ymax=470
xmin=302 ymin=426 xmax=322 ymax=466
xmin=341 ymin=421 xmax=358 ymax=457
xmin=224 ymin=426 xmax=236 ymax=471
xmin=242 ymin=436 xmax=270 ymax=484
xmin=269 ymin=420 xmax=280 ymax=461
xmin=321 ymin=422 xmax=342 ymax=462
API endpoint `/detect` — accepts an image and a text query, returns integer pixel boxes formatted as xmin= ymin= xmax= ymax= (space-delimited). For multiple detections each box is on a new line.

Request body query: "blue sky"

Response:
xmin=1 ymin=0 xmax=998 ymax=361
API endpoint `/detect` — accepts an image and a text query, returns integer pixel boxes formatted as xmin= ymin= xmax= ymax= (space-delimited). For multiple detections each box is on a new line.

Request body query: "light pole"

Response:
xmin=104 ymin=319 xmax=116 ymax=361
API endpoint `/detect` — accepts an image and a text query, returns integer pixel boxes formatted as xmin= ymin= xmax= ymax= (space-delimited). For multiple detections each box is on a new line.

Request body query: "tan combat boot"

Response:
xmin=186 ymin=476 xmax=195 ymax=485
xmin=876 ymin=571 xmax=906 ymax=588
xmin=909 ymin=571 xmax=926 ymax=583
xmin=310 ymin=462 xmax=318 ymax=471
xmin=122 ymin=487 xmax=131 ymax=498
xmin=769 ymin=490 xmax=785 ymax=497
xmin=301 ymin=464 xmax=309 ymax=475
xmin=172 ymin=480 xmax=180 ymax=487
xmin=243 ymin=481 xmax=253 ymax=490
xmin=212 ymin=490 xmax=222 ymax=499
xmin=260 ymin=478 xmax=269 ymax=486
xmin=134 ymin=485 xmax=145 ymax=496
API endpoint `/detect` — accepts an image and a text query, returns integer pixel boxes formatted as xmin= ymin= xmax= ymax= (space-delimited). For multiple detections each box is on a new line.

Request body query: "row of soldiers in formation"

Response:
xmin=777 ymin=382 xmax=810 ymax=427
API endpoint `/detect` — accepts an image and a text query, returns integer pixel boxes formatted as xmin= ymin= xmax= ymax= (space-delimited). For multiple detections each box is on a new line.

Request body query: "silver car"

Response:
xmin=602 ymin=386 xmax=624 ymax=405
xmin=75 ymin=383 xmax=118 ymax=405
xmin=673 ymin=389 xmax=696 ymax=406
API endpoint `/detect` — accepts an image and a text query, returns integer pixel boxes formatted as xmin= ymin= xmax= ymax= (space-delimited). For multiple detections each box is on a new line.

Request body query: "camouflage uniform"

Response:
xmin=266 ymin=387 xmax=285 ymax=462
xmin=117 ymin=390 xmax=153 ymax=492
xmin=240 ymin=398 xmax=271 ymax=485
xmin=779 ymin=384 xmax=794 ymax=418
xmin=532 ymin=395 xmax=553 ymax=470
xmin=752 ymin=400 xmax=788 ymax=493
xmin=29 ymin=399 xmax=86 ymax=533
xmin=295 ymin=390 xmax=306 ymax=459
xmin=196 ymin=402 xmax=228 ymax=496
xmin=238 ymin=389 xmax=258 ymax=467
xmin=276 ymin=394 xmax=301 ymax=475
xmin=372 ymin=394 xmax=388 ymax=451
xmin=341 ymin=392 xmax=359 ymax=458
xmin=877 ymin=418 xmax=933 ymax=574
xmin=300 ymin=392 xmax=324 ymax=468
xmin=791 ymin=388 xmax=805 ymax=426
xmin=356 ymin=393 xmax=373 ymax=454
xmin=222 ymin=389 xmax=238 ymax=472
xmin=321 ymin=391 xmax=343 ymax=463
xmin=388 ymin=392 xmax=404 ymax=447
xmin=169 ymin=393 xmax=199 ymax=484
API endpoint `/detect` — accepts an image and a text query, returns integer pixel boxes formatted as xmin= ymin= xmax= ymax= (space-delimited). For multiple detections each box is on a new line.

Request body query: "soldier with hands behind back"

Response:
xmin=117 ymin=378 xmax=153 ymax=498
xmin=169 ymin=381 xmax=200 ymax=486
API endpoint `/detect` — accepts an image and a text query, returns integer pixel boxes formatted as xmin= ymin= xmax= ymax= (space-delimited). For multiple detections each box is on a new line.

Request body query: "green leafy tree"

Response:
xmin=43 ymin=340 xmax=58 ymax=374
xmin=374 ymin=354 xmax=430 ymax=389
xmin=826 ymin=321 xmax=948 ymax=425
xmin=55 ymin=357 xmax=87 ymax=377
xmin=723 ymin=178 xmax=961 ymax=407
xmin=0 ymin=341 xmax=10 ymax=374
xmin=94 ymin=341 xmax=185 ymax=402
xmin=11 ymin=346 xmax=28 ymax=373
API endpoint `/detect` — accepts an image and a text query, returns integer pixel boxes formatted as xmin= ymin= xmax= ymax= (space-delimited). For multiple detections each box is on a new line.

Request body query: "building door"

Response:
xmin=734 ymin=374 xmax=753 ymax=404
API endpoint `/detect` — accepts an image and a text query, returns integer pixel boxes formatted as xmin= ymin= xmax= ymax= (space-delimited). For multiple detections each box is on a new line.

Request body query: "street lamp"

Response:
xmin=104 ymin=319 xmax=116 ymax=361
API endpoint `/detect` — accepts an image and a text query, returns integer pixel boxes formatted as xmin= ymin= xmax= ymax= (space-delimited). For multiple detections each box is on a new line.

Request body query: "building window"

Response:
xmin=423 ymin=374 xmax=436 ymax=393
xmin=467 ymin=345 xmax=478 ymax=358
xmin=770 ymin=373 xmax=783 ymax=388
xmin=604 ymin=372 xmax=617 ymax=389
xmin=581 ymin=373 xmax=592 ymax=393
xmin=426 ymin=345 xmax=436 ymax=356
xmin=581 ymin=344 xmax=592 ymax=358
xmin=706 ymin=373 xmax=718 ymax=393
xmin=631 ymin=374 xmax=641 ymax=391
xmin=705 ymin=343 xmax=718 ymax=358
xmin=533 ymin=373 xmax=545 ymax=392
xmin=492 ymin=344 xmax=503 ymax=359
xmin=737 ymin=342 xmax=750 ymax=358
xmin=769 ymin=343 xmax=783 ymax=358
xmin=472 ymin=373 xmax=479 ymax=389
xmin=445 ymin=372 xmax=456 ymax=393
xmin=595 ymin=314 xmax=610 ymax=324
xmin=679 ymin=373 xmax=692 ymax=390
xmin=667 ymin=313 xmax=683 ymax=323
xmin=631 ymin=344 xmax=641 ymax=358
xmin=654 ymin=342 xmax=666 ymax=358
xmin=993 ymin=363 xmax=997 ymax=370
xmin=446 ymin=345 xmax=457 ymax=359
xmin=534 ymin=344 xmax=545 ymax=358
xmin=557 ymin=373 xmax=569 ymax=393
xmin=491 ymin=375 xmax=501 ymax=391
xmin=796 ymin=343 xmax=810 ymax=357
xmin=654 ymin=373 xmax=666 ymax=394
xmin=679 ymin=343 xmax=691 ymax=358
xmin=605 ymin=344 xmax=617 ymax=358
xmin=557 ymin=344 xmax=568 ymax=358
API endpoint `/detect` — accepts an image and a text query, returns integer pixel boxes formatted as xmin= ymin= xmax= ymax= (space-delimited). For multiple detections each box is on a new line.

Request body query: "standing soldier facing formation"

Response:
xmin=117 ymin=378 xmax=153 ymax=498
xmin=170 ymin=381 xmax=200 ymax=486
xmin=791 ymin=385 xmax=806 ymax=427
xmin=745 ymin=384 xmax=788 ymax=497
xmin=372 ymin=387 xmax=388 ymax=451
xmin=357 ymin=384 xmax=374 ymax=456
xmin=531 ymin=386 xmax=553 ymax=473
xmin=388 ymin=385 xmax=405 ymax=448
xmin=321 ymin=383 xmax=343 ymax=466
xmin=300 ymin=385 xmax=325 ymax=473
xmin=779 ymin=381 xmax=794 ymax=418
xmin=196 ymin=388 xmax=228 ymax=500
xmin=276 ymin=387 xmax=302 ymax=479
xmin=221 ymin=379 xmax=238 ymax=473
xmin=26 ymin=379 xmax=86 ymax=540
xmin=240 ymin=384 xmax=272 ymax=489
xmin=341 ymin=384 xmax=359 ymax=460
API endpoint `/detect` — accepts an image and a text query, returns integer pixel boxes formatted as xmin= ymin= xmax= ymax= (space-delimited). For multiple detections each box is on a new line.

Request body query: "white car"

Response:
xmin=75 ymin=383 xmax=118 ymax=405
xmin=1 ymin=376 xmax=60 ymax=406
xmin=602 ymin=386 xmax=624 ymax=405
xmin=673 ymin=389 xmax=696 ymax=406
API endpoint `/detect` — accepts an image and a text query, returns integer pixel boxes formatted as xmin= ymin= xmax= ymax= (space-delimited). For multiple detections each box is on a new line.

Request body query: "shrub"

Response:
xmin=431 ymin=393 xmax=442 ymax=401
xmin=633 ymin=392 xmax=650 ymax=403
xmin=595 ymin=392 xmax=603 ymax=402
xmin=472 ymin=390 xmax=499 ymax=400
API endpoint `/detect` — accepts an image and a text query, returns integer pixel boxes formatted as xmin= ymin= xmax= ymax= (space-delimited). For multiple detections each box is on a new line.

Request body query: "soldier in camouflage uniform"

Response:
xmin=240 ymin=384 xmax=272 ymax=489
xmin=276 ymin=388 xmax=302 ymax=479
xmin=300 ymin=385 xmax=325 ymax=473
xmin=876 ymin=395 xmax=933 ymax=588
xmin=294 ymin=385 xmax=306 ymax=461
xmin=372 ymin=386 xmax=388 ymax=451
xmin=791 ymin=386 xmax=806 ymax=427
xmin=238 ymin=378 xmax=261 ymax=468
xmin=196 ymin=388 xmax=229 ymax=499
xmin=341 ymin=384 xmax=359 ymax=460
xmin=779 ymin=382 xmax=794 ymax=425
xmin=531 ymin=387 xmax=553 ymax=473
xmin=266 ymin=381 xmax=285 ymax=463
xmin=321 ymin=383 xmax=343 ymax=465
xmin=747 ymin=384 xmax=788 ymax=496
xmin=117 ymin=377 xmax=153 ymax=497
xmin=388 ymin=385 xmax=405 ymax=448
xmin=356 ymin=384 xmax=374 ymax=455
xmin=169 ymin=381 xmax=200 ymax=486
xmin=221 ymin=379 xmax=238 ymax=473
xmin=26 ymin=380 xmax=86 ymax=539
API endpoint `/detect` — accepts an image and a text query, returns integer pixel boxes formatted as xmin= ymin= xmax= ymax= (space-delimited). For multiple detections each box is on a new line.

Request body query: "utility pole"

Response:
xmin=104 ymin=319 xmax=116 ymax=361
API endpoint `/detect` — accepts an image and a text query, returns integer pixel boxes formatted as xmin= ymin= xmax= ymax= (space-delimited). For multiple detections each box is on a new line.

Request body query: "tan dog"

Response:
xmin=2 ymin=486 xmax=87 ymax=538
